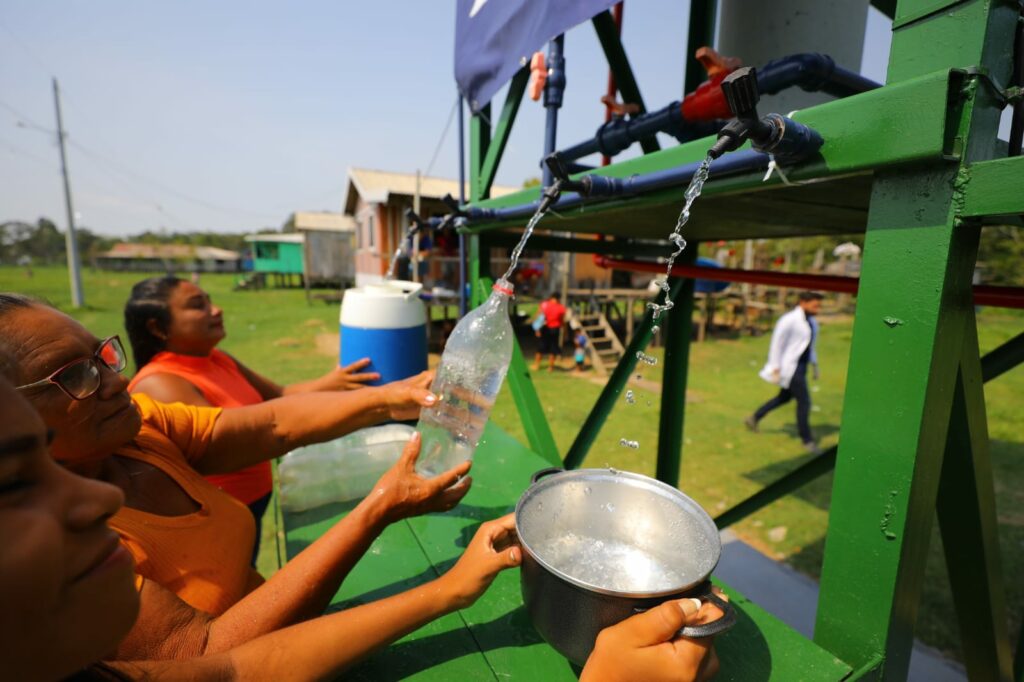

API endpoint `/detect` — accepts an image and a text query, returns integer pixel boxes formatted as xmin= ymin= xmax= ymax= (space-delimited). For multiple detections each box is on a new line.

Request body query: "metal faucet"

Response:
xmin=708 ymin=66 xmax=824 ymax=164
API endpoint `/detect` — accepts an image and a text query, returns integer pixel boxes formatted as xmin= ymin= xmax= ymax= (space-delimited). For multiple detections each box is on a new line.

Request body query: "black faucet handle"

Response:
xmin=440 ymin=193 xmax=462 ymax=214
xmin=544 ymin=152 xmax=573 ymax=183
xmin=404 ymin=207 xmax=428 ymax=233
xmin=721 ymin=66 xmax=760 ymax=118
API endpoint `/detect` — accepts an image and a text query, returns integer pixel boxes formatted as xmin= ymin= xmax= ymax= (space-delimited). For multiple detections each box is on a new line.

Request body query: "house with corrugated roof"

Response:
xmin=244 ymin=211 xmax=357 ymax=297
xmin=96 ymin=243 xmax=241 ymax=273
xmin=343 ymin=168 xmax=518 ymax=287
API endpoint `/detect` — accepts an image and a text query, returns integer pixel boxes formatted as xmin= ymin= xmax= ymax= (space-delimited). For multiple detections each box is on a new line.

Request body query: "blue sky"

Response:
xmin=0 ymin=2 xmax=900 ymax=237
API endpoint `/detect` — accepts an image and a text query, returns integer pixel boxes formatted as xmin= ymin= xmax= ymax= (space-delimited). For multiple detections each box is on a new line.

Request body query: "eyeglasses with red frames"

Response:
xmin=15 ymin=335 xmax=128 ymax=400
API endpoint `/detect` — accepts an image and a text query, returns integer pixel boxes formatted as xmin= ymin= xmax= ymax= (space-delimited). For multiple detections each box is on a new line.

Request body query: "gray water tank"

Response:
xmin=716 ymin=0 xmax=870 ymax=115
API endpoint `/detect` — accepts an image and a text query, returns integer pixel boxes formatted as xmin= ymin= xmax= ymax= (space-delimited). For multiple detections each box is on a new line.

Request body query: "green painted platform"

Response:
xmin=283 ymin=423 xmax=852 ymax=681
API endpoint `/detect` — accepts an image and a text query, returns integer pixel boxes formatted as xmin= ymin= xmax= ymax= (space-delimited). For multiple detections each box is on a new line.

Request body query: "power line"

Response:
xmin=424 ymin=97 xmax=459 ymax=177
xmin=67 ymin=139 xmax=280 ymax=221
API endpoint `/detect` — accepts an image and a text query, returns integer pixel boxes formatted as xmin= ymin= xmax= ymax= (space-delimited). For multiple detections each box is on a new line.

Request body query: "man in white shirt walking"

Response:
xmin=745 ymin=291 xmax=823 ymax=454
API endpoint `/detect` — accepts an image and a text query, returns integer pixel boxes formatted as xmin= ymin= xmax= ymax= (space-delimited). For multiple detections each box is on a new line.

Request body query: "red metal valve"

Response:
xmin=681 ymin=47 xmax=742 ymax=121
xmin=528 ymin=51 xmax=547 ymax=101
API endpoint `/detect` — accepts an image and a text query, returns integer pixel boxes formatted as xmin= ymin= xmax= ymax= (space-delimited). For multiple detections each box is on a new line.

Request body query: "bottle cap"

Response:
xmin=492 ymin=282 xmax=515 ymax=296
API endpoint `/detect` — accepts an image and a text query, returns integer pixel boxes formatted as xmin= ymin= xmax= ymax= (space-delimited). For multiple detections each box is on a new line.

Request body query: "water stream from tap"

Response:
xmin=499 ymin=205 xmax=550 ymax=283
xmin=646 ymin=155 xmax=714 ymax=319
xmin=620 ymin=154 xmax=714 ymax=446
xmin=385 ymin=225 xmax=417 ymax=280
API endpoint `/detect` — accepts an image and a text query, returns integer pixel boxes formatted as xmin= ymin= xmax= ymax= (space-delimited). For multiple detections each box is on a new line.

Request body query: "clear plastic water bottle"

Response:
xmin=415 ymin=279 xmax=515 ymax=478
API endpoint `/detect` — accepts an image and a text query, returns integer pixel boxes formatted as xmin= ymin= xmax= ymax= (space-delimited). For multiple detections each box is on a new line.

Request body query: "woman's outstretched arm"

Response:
xmin=116 ymin=435 xmax=471 ymax=660
xmin=113 ymin=515 xmax=520 ymax=677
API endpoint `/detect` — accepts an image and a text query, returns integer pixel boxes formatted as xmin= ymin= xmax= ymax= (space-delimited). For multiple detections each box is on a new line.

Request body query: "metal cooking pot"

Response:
xmin=515 ymin=467 xmax=736 ymax=666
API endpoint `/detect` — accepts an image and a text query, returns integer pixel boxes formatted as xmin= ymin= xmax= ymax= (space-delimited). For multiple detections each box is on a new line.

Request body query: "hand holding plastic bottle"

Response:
xmin=379 ymin=370 xmax=438 ymax=421
xmin=370 ymin=431 xmax=472 ymax=524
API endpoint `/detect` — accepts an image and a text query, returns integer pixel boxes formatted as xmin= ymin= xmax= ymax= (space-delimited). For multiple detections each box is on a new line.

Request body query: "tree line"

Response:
xmin=0 ymin=218 xmax=262 ymax=266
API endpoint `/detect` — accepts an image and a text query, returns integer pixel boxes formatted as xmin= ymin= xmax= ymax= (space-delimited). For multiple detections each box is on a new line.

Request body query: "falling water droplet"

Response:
xmin=619 ymin=439 xmax=639 ymax=449
xmin=651 ymin=325 xmax=660 ymax=335
xmin=584 ymin=486 xmax=592 ymax=495
xmin=625 ymin=390 xmax=636 ymax=404
xmin=606 ymin=502 xmax=616 ymax=512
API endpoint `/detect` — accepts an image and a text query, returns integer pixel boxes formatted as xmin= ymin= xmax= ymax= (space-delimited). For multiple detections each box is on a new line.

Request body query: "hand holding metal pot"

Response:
xmin=580 ymin=592 xmax=726 ymax=682
xmin=515 ymin=468 xmax=737 ymax=666
xmin=439 ymin=513 xmax=522 ymax=610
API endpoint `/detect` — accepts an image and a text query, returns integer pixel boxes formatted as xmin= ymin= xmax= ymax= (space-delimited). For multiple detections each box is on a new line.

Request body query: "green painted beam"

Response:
xmin=815 ymin=3 xmax=1013 ymax=675
xmin=563 ymin=279 xmax=685 ymax=470
xmin=714 ymin=447 xmax=838 ymax=530
xmin=886 ymin=0 xmax=1017 ymax=85
xmin=472 ymin=242 xmax=558 ymax=465
xmin=462 ymin=69 xmax=956 ymax=229
xmin=591 ymin=9 xmax=660 ymax=154
xmin=469 ymin=104 xmax=491 ymax=203
xmin=684 ymin=0 xmax=718 ymax=94
xmin=814 ymin=166 xmax=980 ymax=680
xmin=656 ymin=249 xmax=698 ymax=487
xmin=478 ymin=67 xmax=529 ymax=201
xmin=871 ymin=0 xmax=898 ymax=19
xmin=983 ymin=330 xmax=1024 ymax=381
xmin=935 ymin=315 xmax=1014 ymax=680
xmin=961 ymin=155 xmax=1024 ymax=217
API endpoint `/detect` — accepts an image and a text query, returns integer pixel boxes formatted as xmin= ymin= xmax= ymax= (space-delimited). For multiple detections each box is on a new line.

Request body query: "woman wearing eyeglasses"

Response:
xmin=122 ymin=276 xmax=379 ymax=565
xmin=0 ymin=292 xmax=472 ymax=662
xmin=0 ymin=373 xmax=721 ymax=681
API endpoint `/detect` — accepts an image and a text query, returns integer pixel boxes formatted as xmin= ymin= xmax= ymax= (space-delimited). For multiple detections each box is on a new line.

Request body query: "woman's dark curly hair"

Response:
xmin=124 ymin=276 xmax=183 ymax=372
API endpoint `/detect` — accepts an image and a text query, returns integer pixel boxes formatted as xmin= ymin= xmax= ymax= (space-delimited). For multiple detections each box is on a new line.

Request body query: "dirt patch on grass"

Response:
xmin=302 ymin=318 xmax=326 ymax=328
xmin=315 ymin=333 xmax=340 ymax=357
xmin=273 ymin=337 xmax=301 ymax=348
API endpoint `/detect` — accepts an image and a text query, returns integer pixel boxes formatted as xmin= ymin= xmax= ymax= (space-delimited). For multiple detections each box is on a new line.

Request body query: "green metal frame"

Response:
xmin=461 ymin=2 xmax=1020 ymax=679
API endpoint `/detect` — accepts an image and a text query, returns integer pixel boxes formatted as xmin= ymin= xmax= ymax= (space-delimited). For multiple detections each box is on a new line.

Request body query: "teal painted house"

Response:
xmin=246 ymin=233 xmax=305 ymax=274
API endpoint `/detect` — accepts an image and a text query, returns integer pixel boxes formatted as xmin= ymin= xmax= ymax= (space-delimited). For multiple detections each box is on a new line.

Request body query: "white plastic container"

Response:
xmin=278 ymin=424 xmax=414 ymax=512
xmin=339 ymin=280 xmax=428 ymax=385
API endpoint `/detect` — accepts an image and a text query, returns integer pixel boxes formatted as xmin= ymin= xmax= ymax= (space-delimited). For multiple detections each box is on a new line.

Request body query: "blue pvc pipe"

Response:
xmin=457 ymin=93 xmax=467 ymax=315
xmin=556 ymin=53 xmax=878 ymax=163
xmin=756 ymin=53 xmax=879 ymax=99
xmin=542 ymin=35 xmax=566 ymax=188
xmin=462 ymin=149 xmax=770 ymax=225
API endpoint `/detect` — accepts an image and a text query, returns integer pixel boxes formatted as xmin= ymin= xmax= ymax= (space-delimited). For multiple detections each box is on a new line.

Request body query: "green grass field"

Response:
xmin=3 ymin=265 xmax=1020 ymax=662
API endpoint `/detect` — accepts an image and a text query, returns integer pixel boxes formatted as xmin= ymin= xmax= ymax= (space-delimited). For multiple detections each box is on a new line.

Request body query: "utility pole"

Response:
xmin=53 ymin=77 xmax=84 ymax=308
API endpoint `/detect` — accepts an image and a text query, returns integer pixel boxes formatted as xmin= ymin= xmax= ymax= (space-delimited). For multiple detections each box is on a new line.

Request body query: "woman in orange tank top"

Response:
xmin=124 ymin=276 xmax=379 ymax=563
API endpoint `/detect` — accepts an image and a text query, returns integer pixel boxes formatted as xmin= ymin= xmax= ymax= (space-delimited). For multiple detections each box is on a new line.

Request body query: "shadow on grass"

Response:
xmin=740 ymin=453 xmax=836 ymax=513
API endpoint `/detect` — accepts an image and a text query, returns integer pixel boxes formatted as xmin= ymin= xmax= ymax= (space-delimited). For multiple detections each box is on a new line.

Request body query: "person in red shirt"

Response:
xmin=533 ymin=294 xmax=567 ymax=372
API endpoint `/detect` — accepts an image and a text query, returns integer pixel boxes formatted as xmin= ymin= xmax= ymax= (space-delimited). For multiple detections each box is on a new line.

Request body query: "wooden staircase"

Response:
xmin=574 ymin=311 xmax=625 ymax=375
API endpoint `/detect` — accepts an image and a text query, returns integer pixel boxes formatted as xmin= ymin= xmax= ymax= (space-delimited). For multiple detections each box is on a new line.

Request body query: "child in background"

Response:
xmin=574 ymin=330 xmax=587 ymax=372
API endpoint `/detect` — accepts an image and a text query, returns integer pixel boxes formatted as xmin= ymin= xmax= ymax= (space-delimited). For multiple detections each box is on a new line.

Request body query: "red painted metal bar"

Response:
xmin=594 ymin=256 xmax=1024 ymax=309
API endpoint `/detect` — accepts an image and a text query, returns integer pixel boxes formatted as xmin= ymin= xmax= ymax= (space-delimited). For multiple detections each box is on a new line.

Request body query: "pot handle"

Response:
xmin=530 ymin=467 xmax=564 ymax=484
xmin=632 ymin=589 xmax=737 ymax=640
xmin=677 ymin=590 xmax=737 ymax=639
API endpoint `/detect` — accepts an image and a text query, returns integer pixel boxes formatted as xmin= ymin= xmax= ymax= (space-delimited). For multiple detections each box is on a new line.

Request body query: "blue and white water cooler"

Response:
xmin=339 ymin=280 xmax=428 ymax=385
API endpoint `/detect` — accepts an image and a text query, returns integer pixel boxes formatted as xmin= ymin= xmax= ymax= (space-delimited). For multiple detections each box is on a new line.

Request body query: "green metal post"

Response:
xmin=683 ymin=0 xmax=717 ymax=94
xmin=714 ymin=446 xmax=838 ymax=530
xmin=655 ymin=248 xmax=698 ymax=487
xmin=814 ymin=2 xmax=1015 ymax=677
xmin=564 ymin=279 xmax=685 ymax=470
xmin=470 ymin=104 xmax=491 ymax=204
xmin=935 ymin=310 xmax=1013 ymax=679
xmin=478 ymin=68 xmax=529 ymax=201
